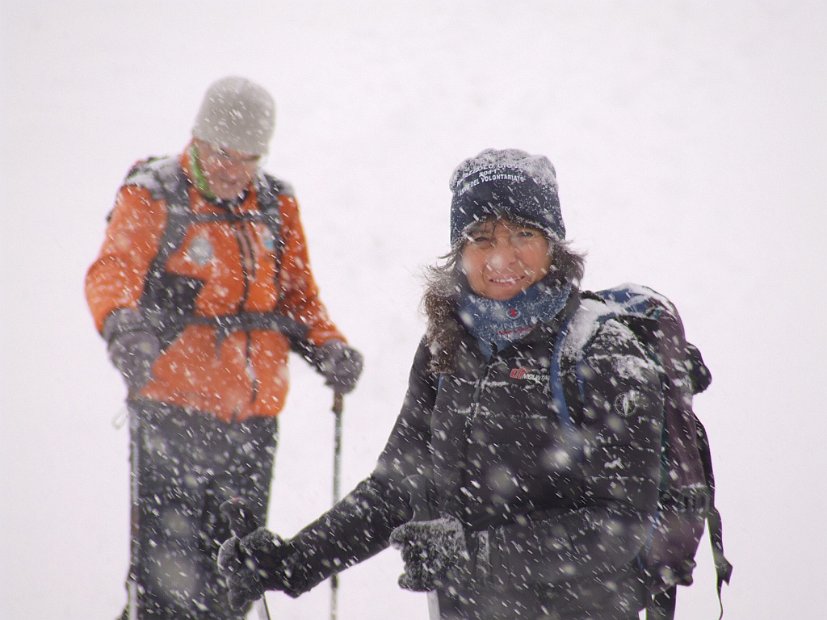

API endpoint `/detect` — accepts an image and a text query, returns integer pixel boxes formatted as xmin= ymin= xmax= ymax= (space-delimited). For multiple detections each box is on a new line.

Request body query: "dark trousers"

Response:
xmin=125 ymin=400 xmax=278 ymax=620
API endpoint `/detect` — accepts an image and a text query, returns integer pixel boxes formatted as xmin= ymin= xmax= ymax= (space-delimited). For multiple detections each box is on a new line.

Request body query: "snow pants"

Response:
xmin=125 ymin=400 xmax=278 ymax=620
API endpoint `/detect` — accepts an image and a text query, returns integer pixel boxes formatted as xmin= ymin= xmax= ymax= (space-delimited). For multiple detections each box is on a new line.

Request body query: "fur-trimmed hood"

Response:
xmin=422 ymin=270 xmax=465 ymax=374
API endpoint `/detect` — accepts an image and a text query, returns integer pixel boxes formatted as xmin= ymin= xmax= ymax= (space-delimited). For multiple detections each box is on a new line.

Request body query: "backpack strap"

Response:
xmin=124 ymin=157 xmax=200 ymax=334
xmin=127 ymin=157 xmax=195 ymax=322
xmin=695 ymin=415 xmax=734 ymax=620
xmin=646 ymin=419 xmax=732 ymax=620
xmin=254 ymin=172 xmax=289 ymax=305
xmin=646 ymin=586 xmax=677 ymax=620
xmin=549 ymin=307 xmax=576 ymax=428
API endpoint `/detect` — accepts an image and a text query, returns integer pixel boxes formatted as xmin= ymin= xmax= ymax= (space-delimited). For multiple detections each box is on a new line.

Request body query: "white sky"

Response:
xmin=2 ymin=1 xmax=826 ymax=618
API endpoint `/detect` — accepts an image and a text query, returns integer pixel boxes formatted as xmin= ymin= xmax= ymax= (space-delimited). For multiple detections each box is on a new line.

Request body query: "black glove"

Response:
xmin=312 ymin=340 xmax=363 ymax=394
xmin=105 ymin=311 xmax=160 ymax=393
xmin=217 ymin=527 xmax=296 ymax=610
xmin=390 ymin=515 xmax=469 ymax=591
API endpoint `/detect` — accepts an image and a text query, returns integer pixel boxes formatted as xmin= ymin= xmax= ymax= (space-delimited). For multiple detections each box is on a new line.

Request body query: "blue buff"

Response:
xmin=458 ymin=280 xmax=572 ymax=358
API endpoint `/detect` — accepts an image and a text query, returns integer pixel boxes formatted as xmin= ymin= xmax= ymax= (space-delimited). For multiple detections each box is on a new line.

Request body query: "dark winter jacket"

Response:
xmin=282 ymin=290 xmax=664 ymax=618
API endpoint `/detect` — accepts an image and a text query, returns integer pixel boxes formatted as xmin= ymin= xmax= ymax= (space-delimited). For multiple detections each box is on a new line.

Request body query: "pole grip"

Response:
xmin=404 ymin=474 xmax=433 ymax=522
xmin=332 ymin=391 xmax=344 ymax=416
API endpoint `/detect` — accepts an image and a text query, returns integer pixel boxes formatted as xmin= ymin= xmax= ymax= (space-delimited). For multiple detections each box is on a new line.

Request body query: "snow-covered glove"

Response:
xmin=103 ymin=310 xmax=160 ymax=393
xmin=312 ymin=340 xmax=363 ymax=394
xmin=390 ymin=515 xmax=470 ymax=592
xmin=108 ymin=331 xmax=160 ymax=392
xmin=217 ymin=527 xmax=295 ymax=610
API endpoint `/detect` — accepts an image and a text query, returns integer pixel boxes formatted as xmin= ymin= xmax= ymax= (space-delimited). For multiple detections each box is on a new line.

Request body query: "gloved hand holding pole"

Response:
xmin=218 ymin=498 xmax=274 ymax=620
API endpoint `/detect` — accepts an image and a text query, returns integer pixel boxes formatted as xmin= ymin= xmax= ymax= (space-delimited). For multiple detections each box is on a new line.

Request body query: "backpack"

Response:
xmin=552 ymin=284 xmax=732 ymax=620
xmin=114 ymin=156 xmax=312 ymax=352
xmin=122 ymin=156 xmax=289 ymax=314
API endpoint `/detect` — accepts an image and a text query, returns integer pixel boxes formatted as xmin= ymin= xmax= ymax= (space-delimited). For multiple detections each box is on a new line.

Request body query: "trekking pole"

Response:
xmin=403 ymin=475 xmax=441 ymax=620
xmin=220 ymin=499 xmax=272 ymax=620
xmin=330 ymin=391 xmax=344 ymax=620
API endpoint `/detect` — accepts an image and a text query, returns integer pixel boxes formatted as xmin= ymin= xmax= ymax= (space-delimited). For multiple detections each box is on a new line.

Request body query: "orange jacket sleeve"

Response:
xmin=276 ymin=194 xmax=346 ymax=347
xmin=85 ymin=185 xmax=167 ymax=333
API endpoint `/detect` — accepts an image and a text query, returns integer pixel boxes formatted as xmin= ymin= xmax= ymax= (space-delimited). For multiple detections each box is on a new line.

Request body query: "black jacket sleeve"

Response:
xmin=282 ymin=339 xmax=438 ymax=596
xmin=487 ymin=319 xmax=664 ymax=584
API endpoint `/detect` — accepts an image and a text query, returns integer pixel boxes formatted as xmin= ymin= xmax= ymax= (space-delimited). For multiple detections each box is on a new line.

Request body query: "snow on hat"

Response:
xmin=449 ymin=148 xmax=564 ymax=247
xmin=192 ymin=76 xmax=275 ymax=156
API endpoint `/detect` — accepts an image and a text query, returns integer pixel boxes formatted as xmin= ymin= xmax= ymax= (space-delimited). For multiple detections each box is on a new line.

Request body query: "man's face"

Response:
xmin=194 ymin=138 xmax=260 ymax=200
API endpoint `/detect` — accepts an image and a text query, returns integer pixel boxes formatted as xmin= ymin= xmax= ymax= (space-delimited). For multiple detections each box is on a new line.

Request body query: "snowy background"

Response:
xmin=2 ymin=1 xmax=826 ymax=618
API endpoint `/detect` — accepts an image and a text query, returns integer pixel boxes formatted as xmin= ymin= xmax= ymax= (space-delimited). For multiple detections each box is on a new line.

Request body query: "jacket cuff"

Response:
xmin=102 ymin=308 xmax=151 ymax=344
xmin=301 ymin=338 xmax=344 ymax=372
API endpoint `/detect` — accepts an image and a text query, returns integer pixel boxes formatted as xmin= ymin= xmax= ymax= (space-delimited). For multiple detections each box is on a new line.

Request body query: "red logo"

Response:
xmin=508 ymin=307 xmax=519 ymax=318
xmin=510 ymin=368 xmax=527 ymax=379
xmin=509 ymin=367 xmax=545 ymax=382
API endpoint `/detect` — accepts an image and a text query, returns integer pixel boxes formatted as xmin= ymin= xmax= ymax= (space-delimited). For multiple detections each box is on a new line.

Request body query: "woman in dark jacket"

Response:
xmin=218 ymin=149 xmax=664 ymax=620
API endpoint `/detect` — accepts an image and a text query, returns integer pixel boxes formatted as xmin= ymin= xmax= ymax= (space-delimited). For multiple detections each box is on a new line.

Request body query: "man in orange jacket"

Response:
xmin=86 ymin=76 xmax=363 ymax=620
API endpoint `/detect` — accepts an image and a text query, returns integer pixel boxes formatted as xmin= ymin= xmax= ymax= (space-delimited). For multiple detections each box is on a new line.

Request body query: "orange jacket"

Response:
xmin=86 ymin=149 xmax=345 ymax=421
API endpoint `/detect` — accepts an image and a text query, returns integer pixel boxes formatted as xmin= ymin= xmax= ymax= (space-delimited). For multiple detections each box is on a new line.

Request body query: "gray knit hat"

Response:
xmin=192 ymin=76 xmax=275 ymax=156
xmin=449 ymin=148 xmax=564 ymax=247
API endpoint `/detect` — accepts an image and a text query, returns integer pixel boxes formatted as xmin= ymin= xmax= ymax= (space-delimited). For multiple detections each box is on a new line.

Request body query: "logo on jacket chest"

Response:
xmin=614 ymin=390 xmax=641 ymax=417
xmin=508 ymin=367 xmax=547 ymax=384
xmin=185 ymin=234 xmax=214 ymax=266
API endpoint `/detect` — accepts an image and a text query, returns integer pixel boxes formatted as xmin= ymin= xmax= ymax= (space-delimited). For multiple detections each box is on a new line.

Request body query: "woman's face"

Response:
xmin=461 ymin=219 xmax=552 ymax=301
